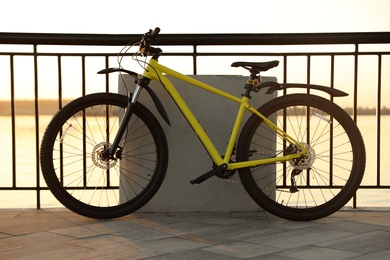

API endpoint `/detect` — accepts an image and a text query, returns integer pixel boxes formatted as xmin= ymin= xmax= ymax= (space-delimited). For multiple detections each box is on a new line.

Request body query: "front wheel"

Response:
xmin=236 ymin=94 xmax=366 ymax=221
xmin=40 ymin=93 xmax=168 ymax=219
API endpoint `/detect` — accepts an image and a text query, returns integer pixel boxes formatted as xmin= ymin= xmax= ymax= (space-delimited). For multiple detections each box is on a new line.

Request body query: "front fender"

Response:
xmin=98 ymin=67 xmax=171 ymax=126
xmin=143 ymin=85 xmax=171 ymax=126
xmin=256 ymin=81 xmax=348 ymax=97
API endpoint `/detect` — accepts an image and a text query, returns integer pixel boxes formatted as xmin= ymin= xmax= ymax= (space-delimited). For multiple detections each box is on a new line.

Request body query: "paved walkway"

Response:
xmin=0 ymin=209 xmax=389 ymax=259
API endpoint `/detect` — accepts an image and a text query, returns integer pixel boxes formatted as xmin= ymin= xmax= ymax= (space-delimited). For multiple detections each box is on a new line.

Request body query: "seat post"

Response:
xmin=243 ymin=69 xmax=261 ymax=98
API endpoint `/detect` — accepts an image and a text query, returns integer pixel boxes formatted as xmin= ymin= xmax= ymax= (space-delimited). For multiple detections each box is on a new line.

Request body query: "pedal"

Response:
xmin=190 ymin=164 xmax=227 ymax=185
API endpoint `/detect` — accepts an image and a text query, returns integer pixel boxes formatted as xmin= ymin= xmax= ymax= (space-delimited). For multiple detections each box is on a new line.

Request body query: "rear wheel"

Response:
xmin=40 ymin=93 xmax=168 ymax=219
xmin=236 ymin=94 xmax=365 ymax=220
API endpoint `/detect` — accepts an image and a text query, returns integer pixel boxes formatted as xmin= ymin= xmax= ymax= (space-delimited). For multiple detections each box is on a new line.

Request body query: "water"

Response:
xmin=0 ymin=115 xmax=389 ymax=208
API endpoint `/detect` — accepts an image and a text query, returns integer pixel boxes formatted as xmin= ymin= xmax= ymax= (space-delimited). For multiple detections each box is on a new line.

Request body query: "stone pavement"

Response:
xmin=0 ymin=208 xmax=389 ymax=259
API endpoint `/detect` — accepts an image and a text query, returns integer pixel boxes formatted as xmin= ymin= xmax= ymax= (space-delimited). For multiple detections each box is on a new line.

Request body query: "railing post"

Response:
xmin=193 ymin=45 xmax=197 ymax=75
xmin=33 ymin=44 xmax=41 ymax=209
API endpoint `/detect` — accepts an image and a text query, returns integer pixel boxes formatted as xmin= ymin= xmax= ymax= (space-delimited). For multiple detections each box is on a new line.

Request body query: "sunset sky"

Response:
xmin=2 ymin=0 xmax=390 ymax=34
xmin=1 ymin=0 xmax=389 ymax=108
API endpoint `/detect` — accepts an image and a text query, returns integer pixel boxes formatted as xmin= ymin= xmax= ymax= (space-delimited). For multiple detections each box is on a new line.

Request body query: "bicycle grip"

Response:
xmin=150 ymin=27 xmax=160 ymax=38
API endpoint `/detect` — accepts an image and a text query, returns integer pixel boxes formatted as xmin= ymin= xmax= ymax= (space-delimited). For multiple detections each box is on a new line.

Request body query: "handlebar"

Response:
xmin=139 ymin=27 xmax=161 ymax=57
xmin=150 ymin=27 xmax=160 ymax=39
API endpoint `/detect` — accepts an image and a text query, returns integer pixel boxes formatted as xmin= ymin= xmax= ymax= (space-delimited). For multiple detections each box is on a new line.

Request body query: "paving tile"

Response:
xmin=0 ymin=232 xmax=10 ymax=239
xmin=66 ymin=234 xmax=141 ymax=250
xmin=194 ymin=216 xmax=251 ymax=227
xmin=182 ymin=223 xmax=288 ymax=245
xmin=251 ymin=252 xmax=299 ymax=260
xmin=0 ymin=231 xmax=84 ymax=259
xmin=0 ymin=209 xmax=98 ymax=235
xmin=122 ymin=213 xmax=178 ymax=227
xmin=0 ymin=210 xmax=23 ymax=219
xmin=317 ymin=230 xmax=390 ymax=254
xmin=115 ymin=224 xmax=187 ymax=241
xmin=275 ymin=220 xmax=323 ymax=231
xmin=0 ymin=243 xmax=89 ymax=260
xmin=163 ymin=220 xmax=228 ymax=235
xmin=332 ymin=211 xmax=390 ymax=227
xmin=138 ymin=237 xmax=209 ymax=254
xmin=0 ymin=231 xmax=70 ymax=251
xmin=49 ymin=219 xmax=149 ymax=239
xmin=50 ymin=224 xmax=113 ymax=239
xmin=65 ymin=235 xmax=163 ymax=260
xmin=202 ymin=241 xmax=283 ymax=258
xmin=272 ymin=245 xmax=361 ymax=260
xmin=243 ymin=226 xmax=355 ymax=249
xmin=145 ymin=249 xmax=240 ymax=260
xmin=351 ymin=249 xmax=390 ymax=259
xmin=321 ymin=220 xmax=384 ymax=233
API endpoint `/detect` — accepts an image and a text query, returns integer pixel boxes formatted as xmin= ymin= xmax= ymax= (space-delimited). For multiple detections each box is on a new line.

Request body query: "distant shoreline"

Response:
xmin=1 ymin=100 xmax=390 ymax=116
xmin=0 ymin=100 xmax=72 ymax=116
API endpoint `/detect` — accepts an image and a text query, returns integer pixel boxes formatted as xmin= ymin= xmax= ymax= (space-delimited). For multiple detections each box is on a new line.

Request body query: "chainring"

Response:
xmin=215 ymin=156 xmax=236 ymax=179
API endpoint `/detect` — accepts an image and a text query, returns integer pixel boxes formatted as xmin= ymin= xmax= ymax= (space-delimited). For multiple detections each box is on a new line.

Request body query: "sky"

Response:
xmin=1 ymin=0 xmax=390 ymax=108
xmin=2 ymin=0 xmax=390 ymax=34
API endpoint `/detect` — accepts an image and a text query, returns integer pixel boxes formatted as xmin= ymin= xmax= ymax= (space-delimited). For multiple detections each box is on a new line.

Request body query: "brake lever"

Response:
xmin=139 ymin=27 xmax=160 ymax=56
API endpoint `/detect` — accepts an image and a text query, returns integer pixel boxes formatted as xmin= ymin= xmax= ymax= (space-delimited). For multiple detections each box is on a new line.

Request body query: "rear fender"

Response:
xmin=256 ymin=81 xmax=348 ymax=97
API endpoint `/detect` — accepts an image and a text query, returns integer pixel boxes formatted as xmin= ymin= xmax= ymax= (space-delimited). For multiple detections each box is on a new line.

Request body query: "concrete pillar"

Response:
xmin=119 ymin=75 xmax=276 ymax=212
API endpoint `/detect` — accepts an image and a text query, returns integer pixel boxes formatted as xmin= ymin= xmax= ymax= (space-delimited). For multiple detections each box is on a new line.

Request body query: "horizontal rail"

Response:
xmin=1 ymin=32 xmax=390 ymax=46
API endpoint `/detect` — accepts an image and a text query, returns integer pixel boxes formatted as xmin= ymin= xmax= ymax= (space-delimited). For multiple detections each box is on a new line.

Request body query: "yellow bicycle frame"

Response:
xmin=142 ymin=58 xmax=306 ymax=170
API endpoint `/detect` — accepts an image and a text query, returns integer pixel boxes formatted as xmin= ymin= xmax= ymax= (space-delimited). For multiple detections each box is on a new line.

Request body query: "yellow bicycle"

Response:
xmin=40 ymin=28 xmax=366 ymax=220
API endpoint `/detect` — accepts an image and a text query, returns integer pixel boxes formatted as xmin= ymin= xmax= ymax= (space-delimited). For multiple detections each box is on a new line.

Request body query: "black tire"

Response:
xmin=40 ymin=93 xmax=168 ymax=219
xmin=236 ymin=94 xmax=365 ymax=221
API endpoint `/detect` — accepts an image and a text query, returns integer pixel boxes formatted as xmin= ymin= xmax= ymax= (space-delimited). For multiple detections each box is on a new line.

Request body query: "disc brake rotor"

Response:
xmin=289 ymin=142 xmax=316 ymax=170
xmin=91 ymin=142 xmax=117 ymax=169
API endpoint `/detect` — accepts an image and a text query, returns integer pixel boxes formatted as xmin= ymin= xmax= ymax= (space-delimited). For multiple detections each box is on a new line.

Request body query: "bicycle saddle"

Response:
xmin=231 ymin=60 xmax=279 ymax=72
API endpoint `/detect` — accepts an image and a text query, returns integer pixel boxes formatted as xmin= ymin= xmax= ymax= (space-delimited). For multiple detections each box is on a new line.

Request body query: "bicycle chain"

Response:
xmin=218 ymin=177 xmax=242 ymax=185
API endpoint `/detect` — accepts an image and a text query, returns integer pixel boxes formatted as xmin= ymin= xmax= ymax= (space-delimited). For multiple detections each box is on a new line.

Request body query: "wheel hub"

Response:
xmin=289 ymin=142 xmax=316 ymax=170
xmin=91 ymin=142 xmax=117 ymax=169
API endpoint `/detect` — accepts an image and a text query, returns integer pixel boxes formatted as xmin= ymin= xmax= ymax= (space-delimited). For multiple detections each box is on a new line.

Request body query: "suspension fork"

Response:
xmin=108 ymin=78 xmax=148 ymax=157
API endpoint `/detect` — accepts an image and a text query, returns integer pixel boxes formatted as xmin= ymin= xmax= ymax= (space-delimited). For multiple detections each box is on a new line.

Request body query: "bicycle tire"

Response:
xmin=236 ymin=94 xmax=365 ymax=221
xmin=40 ymin=93 xmax=168 ymax=219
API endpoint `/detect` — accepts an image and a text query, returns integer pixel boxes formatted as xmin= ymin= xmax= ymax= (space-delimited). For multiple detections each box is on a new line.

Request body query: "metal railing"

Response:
xmin=1 ymin=31 xmax=390 ymax=208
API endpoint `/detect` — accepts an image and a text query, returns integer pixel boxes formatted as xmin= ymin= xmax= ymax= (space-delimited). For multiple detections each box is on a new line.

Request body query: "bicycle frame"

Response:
xmin=140 ymin=58 xmax=306 ymax=170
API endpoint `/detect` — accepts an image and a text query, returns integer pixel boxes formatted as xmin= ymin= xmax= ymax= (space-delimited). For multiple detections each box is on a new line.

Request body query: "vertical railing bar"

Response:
xmin=105 ymin=55 xmax=109 ymax=93
xmin=352 ymin=43 xmax=359 ymax=208
xmin=193 ymin=45 xmax=197 ymax=75
xmin=58 ymin=55 xmax=63 ymax=109
xmin=353 ymin=44 xmax=359 ymax=123
xmin=283 ymin=55 xmax=287 ymax=95
xmin=105 ymin=55 xmax=110 ymax=187
xmin=10 ymin=54 xmax=16 ymax=189
xmin=376 ymin=54 xmax=382 ymax=186
xmin=33 ymin=44 xmax=41 ymax=209
xmin=81 ymin=55 xmax=87 ymax=187
xmin=58 ymin=55 xmax=64 ymax=184
xmin=282 ymin=55 xmax=288 ymax=187
xmin=82 ymin=55 xmax=86 ymax=97
xmin=329 ymin=55 xmax=335 ymax=186
xmin=306 ymin=55 xmax=311 ymax=93
xmin=330 ymin=55 xmax=335 ymax=95
xmin=306 ymin=55 xmax=311 ymax=186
